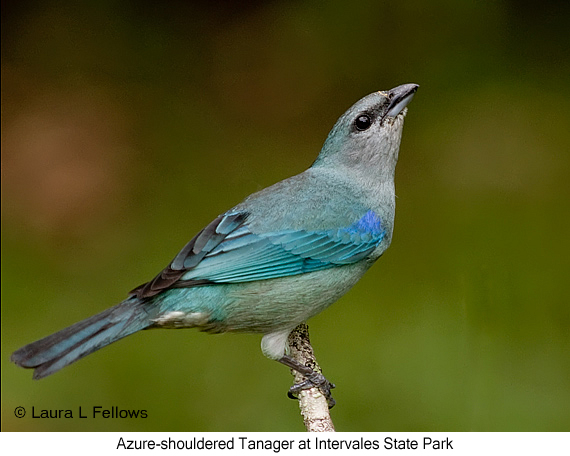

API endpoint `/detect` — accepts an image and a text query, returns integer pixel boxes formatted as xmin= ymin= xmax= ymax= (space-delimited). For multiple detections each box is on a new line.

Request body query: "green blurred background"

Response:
xmin=2 ymin=0 xmax=569 ymax=432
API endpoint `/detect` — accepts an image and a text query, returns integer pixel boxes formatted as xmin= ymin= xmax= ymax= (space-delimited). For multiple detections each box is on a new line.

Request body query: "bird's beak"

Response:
xmin=385 ymin=83 xmax=419 ymax=118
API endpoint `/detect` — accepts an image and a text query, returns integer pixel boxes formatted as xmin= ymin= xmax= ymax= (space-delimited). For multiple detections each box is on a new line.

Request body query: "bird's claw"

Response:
xmin=287 ymin=371 xmax=336 ymax=408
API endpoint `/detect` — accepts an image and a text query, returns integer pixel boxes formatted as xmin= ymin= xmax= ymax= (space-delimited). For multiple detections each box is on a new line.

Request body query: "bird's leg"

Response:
xmin=278 ymin=354 xmax=336 ymax=409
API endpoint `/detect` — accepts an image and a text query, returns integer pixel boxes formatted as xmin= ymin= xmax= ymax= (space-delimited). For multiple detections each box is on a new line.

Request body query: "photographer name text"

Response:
xmin=30 ymin=406 xmax=147 ymax=419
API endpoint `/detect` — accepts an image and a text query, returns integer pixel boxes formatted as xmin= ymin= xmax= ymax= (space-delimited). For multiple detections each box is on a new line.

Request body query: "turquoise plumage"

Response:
xmin=177 ymin=209 xmax=385 ymax=284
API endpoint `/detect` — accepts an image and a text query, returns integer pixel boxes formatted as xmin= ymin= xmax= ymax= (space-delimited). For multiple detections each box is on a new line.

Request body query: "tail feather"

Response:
xmin=11 ymin=298 xmax=152 ymax=379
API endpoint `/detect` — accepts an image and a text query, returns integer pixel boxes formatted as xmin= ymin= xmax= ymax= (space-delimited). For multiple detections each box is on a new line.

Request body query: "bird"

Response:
xmin=11 ymin=83 xmax=418 ymax=407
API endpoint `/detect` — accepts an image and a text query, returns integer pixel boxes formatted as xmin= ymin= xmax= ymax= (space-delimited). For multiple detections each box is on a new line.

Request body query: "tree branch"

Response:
xmin=287 ymin=323 xmax=335 ymax=432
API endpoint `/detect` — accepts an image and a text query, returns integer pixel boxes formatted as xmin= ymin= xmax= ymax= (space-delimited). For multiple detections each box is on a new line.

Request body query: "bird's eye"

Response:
xmin=354 ymin=114 xmax=372 ymax=131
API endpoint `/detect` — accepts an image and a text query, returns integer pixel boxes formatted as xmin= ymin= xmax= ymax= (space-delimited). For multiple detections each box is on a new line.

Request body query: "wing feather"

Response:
xmin=131 ymin=210 xmax=385 ymax=298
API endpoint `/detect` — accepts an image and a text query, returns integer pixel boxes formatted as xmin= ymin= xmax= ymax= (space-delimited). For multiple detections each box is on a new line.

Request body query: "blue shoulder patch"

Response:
xmin=341 ymin=210 xmax=384 ymax=237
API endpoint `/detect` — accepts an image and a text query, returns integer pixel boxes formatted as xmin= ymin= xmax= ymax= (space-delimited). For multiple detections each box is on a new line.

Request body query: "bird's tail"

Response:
xmin=11 ymin=297 xmax=152 ymax=379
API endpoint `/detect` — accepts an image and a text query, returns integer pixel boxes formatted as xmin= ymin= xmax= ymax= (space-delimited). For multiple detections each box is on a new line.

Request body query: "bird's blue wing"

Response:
xmin=131 ymin=210 xmax=385 ymax=298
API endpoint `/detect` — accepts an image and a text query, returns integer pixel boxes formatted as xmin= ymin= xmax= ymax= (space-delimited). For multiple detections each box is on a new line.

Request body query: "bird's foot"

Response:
xmin=279 ymin=354 xmax=336 ymax=408
xmin=287 ymin=372 xmax=336 ymax=408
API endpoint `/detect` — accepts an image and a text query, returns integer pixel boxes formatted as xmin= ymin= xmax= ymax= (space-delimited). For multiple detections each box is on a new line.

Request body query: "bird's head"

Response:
xmin=313 ymin=83 xmax=418 ymax=180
